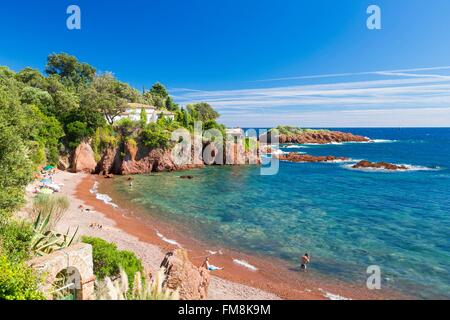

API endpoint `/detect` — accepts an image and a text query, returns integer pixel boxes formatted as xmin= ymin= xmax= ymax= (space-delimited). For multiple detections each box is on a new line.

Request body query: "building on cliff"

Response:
xmin=114 ymin=103 xmax=175 ymax=124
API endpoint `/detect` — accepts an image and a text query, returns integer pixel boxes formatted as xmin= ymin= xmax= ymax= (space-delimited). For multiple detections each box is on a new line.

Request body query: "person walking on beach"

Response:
xmin=300 ymin=253 xmax=310 ymax=271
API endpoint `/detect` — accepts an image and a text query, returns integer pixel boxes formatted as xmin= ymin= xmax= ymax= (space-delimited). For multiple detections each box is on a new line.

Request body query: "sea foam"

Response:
xmin=319 ymin=289 xmax=351 ymax=300
xmin=342 ymin=163 xmax=440 ymax=173
xmin=156 ymin=231 xmax=181 ymax=247
xmin=90 ymin=181 xmax=118 ymax=208
xmin=233 ymin=259 xmax=258 ymax=271
xmin=370 ymin=139 xmax=397 ymax=143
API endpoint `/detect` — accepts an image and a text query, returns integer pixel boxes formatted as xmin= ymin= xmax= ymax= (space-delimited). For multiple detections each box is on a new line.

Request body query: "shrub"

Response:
xmin=32 ymin=194 xmax=70 ymax=230
xmin=125 ymin=137 xmax=137 ymax=149
xmin=82 ymin=236 xmax=143 ymax=289
xmin=0 ymin=255 xmax=45 ymax=300
xmin=91 ymin=126 xmax=119 ymax=162
xmin=0 ymin=220 xmax=33 ymax=263
xmin=140 ymin=123 xmax=170 ymax=149
xmin=65 ymin=121 xmax=89 ymax=149
xmin=114 ymin=118 xmax=136 ymax=136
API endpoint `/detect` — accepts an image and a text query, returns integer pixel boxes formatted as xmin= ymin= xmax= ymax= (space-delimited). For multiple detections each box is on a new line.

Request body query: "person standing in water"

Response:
xmin=301 ymin=253 xmax=310 ymax=271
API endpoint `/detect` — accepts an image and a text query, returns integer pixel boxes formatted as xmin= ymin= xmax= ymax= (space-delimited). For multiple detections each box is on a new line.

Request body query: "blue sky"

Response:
xmin=1 ymin=0 xmax=450 ymax=127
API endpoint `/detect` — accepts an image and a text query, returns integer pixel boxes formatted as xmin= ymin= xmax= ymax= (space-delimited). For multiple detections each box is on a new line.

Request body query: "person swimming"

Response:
xmin=202 ymin=257 xmax=224 ymax=271
xmin=301 ymin=253 xmax=310 ymax=271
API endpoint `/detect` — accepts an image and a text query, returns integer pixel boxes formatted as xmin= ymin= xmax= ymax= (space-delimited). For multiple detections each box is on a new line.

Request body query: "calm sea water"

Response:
xmin=109 ymin=128 xmax=450 ymax=299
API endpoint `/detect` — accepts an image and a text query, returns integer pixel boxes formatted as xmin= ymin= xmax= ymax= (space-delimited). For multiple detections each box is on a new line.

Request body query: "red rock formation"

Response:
xmin=96 ymin=147 xmax=119 ymax=175
xmin=71 ymin=142 xmax=97 ymax=173
xmin=264 ymin=130 xmax=369 ymax=144
xmin=57 ymin=156 xmax=70 ymax=171
xmin=352 ymin=160 xmax=408 ymax=171
xmin=93 ymin=138 xmax=260 ymax=176
xmin=160 ymin=249 xmax=210 ymax=300
xmin=278 ymin=152 xmax=349 ymax=163
xmin=120 ymin=144 xmax=205 ymax=175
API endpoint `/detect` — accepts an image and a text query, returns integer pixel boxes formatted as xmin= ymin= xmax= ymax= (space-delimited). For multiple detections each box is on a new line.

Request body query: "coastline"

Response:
xmin=55 ymin=171 xmax=406 ymax=300
xmin=53 ymin=171 xmax=279 ymax=300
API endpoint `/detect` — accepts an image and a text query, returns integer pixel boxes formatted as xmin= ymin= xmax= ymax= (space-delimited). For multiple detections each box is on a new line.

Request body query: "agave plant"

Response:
xmin=30 ymin=211 xmax=78 ymax=256
xmin=96 ymin=267 xmax=179 ymax=300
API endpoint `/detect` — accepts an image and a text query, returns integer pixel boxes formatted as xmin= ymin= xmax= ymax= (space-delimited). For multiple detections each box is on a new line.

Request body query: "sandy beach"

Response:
xmin=48 ymin=171 xmax=280 ymax=300
xmin=41 ymin=170 xmax=405 ymax=300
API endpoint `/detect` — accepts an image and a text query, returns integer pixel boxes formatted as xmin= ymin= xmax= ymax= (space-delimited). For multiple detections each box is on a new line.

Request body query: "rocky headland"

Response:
xmin=261 ymin=127 xmax=369 ymax=144
xmin=67 ymin=127 xmax=371 ymax=176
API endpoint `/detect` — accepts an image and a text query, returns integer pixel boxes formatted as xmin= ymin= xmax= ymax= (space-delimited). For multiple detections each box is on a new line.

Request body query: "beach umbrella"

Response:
xmin=40 ymin=179 xmax=52 ymax=184
xmin=43 ymin=165 xmax=55 ymax=171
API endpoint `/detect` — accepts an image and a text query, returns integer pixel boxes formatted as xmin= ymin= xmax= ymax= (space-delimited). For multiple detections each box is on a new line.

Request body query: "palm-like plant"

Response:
xmin=30 ymin=211 xmax=78 ymax=256
xmin=30 ymin=195 xmax=78 ymax=256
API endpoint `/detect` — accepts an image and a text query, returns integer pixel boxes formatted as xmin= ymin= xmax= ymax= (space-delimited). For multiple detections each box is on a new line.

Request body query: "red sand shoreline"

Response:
xmin=76 ymin=174 xmax=406 ymax=300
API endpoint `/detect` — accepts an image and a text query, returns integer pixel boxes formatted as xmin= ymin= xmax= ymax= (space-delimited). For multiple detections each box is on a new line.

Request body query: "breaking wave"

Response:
xmin=90 ymin=181 xmax=118 ymax=208
xmin=156 ymin=231 xmax=181 ymax=247
xmin=233 ymin=259 xmax=258 ymax=271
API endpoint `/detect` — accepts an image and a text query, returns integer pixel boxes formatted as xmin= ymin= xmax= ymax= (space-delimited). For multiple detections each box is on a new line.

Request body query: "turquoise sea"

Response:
xmin=107 ymin=128 xmax=450 ymax=299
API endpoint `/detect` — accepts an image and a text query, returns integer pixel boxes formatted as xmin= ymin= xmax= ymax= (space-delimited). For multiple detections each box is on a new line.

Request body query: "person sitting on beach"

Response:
xmin=301 ymin=253 xmax=310 ymax=271
xmin=202 ymin=257 xmax=224 ymax=271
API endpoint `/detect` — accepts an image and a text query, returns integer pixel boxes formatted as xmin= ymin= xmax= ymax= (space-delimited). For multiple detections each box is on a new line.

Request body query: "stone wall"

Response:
xmin=28 ymin=243 xmax=95 ymax=300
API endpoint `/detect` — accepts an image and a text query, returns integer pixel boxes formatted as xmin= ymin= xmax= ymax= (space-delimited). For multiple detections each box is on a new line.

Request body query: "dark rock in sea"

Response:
xmin=278 ymin=153 xmax=349 ymax=163
xmin=180 ymin=175 xmax=194 ymax=179
xmin=352 ymin=160 xmax=408 ymax=171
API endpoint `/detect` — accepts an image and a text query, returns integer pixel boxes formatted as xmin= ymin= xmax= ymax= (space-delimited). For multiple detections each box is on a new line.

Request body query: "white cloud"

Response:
xmin=173 ymin=67 xmax=450 ymax=127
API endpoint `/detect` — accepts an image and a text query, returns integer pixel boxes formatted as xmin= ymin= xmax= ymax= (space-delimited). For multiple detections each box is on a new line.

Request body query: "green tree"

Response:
xmin=65 ymin=121 xmax=89 ymax=149
xmin=30 ymin=106 xmax=65 ymax=164
xmin=83 ymin=73 xmax=139 ymax=125
xmin=44 ymin=75 xmax=80 ymax=121
xmin=140 ymin=123 xmax=170 ymax=149
xmin=15 ymin=67 xmax=47 ymax=90
xmin=165 ymin=96 xmax=179 ymax=112
xmin=0 ymin=73 xmax=35 ymax=219
xmin=149 ymin=82 xmax=169 ymax=100
xmin=20 ymin=87 xmax=54 ymax=114
xmin=187 ymin=102 xmax=219 ymax=122
xmin=45 ymin=53 xmax=96 ymax=88
xmin=140 ymin=108 xmax=148 ymax=127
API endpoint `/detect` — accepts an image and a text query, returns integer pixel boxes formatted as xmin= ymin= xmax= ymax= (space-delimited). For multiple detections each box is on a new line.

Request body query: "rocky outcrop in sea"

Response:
xmin=278 ymin=153 xmax=349 ymax=163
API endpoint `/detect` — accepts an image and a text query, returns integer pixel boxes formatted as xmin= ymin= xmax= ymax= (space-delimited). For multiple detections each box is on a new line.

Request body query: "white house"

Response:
xmin=114 ymin=103 xmax=175 ymax=124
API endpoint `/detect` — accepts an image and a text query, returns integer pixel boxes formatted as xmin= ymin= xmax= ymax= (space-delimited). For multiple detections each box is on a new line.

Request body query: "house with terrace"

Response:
xmin=114 ymin=103 xmax=175 ymax=124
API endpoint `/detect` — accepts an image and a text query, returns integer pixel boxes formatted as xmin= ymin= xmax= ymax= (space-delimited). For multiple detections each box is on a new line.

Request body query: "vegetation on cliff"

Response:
xmin=0 ymin=52 xmax=222 ymax=220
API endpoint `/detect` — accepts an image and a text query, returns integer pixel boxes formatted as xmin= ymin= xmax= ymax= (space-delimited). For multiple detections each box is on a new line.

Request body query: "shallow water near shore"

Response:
xmin=105 ymin=128 xmax=450 ymax=299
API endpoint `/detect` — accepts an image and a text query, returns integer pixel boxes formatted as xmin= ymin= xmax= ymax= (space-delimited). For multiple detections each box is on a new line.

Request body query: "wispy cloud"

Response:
xmin=173 ymin=66 xmax=450 ymax=127
xmin=247 ymin=66 xmax=450 ymax=82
